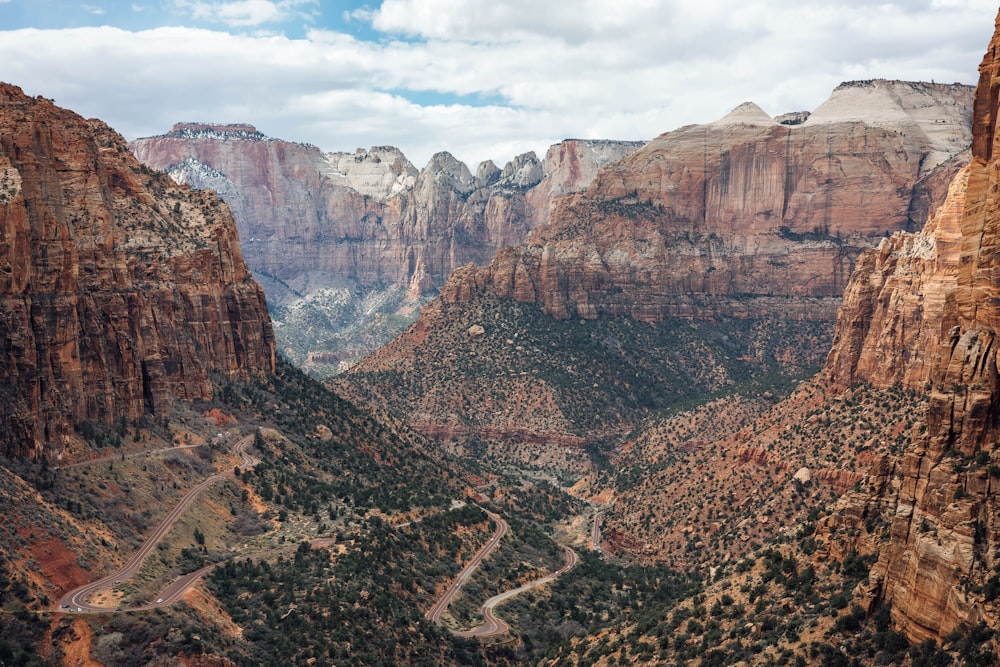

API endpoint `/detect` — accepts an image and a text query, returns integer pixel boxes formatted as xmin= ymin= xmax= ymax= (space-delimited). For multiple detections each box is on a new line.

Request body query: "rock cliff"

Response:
xmin=339 ymin=80 xmax=974 ymax=465
xmin=0 ymin=86 xmax=275 ymax=460
xmin=131 ymin=129 xmax=641 ymax=372
xmin=440 ymin=80 xmax=973 ymax=323
xmin=812 ymin=11 xmax=1000 ymax=643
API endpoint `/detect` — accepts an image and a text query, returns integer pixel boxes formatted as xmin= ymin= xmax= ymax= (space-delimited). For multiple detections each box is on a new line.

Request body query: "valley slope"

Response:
xmin=337 ymin=79 xmax=975 ymax=469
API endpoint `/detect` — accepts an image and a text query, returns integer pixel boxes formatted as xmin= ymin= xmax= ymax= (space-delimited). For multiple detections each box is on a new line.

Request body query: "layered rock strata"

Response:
xmin=815 ymin=12 xmax=1000 ymax=642
xmin=0 ymin=85 xmax=276 ymax=460
xmin=131 ymin=127 xmax=644 ymax=305
xmin=440 ymin=80 xmax=974 ymax=323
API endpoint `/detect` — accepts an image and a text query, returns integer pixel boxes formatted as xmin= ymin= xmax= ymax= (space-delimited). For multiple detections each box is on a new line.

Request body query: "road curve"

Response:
xmin=55 ymin=434 xmax=258 ymax=613
xmin=453 ymin=546 xmax=578 ymax=638
xmin=425 ymin=510 xmax=508 ymax=627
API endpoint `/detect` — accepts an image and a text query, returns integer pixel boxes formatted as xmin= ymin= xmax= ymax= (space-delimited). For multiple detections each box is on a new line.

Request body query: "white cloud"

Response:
xmin=0 ymin=2 xmax=994 ymax=168
xmin=172 ymin=0 xmax=316 ymax=27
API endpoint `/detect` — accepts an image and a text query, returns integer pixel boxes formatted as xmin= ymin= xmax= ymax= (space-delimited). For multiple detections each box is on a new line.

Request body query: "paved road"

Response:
xmin=592 ymin=510 xmax=606 ymax=555
xmin=55 ymin=434 xmax=258 ymax=613
xmin=454 ymin=545 xmax=578 ymax=638
xmin=52 ymin=442 xmax=219 ymax=471
xmin=425 ymin=510 xmax=508 ymax=627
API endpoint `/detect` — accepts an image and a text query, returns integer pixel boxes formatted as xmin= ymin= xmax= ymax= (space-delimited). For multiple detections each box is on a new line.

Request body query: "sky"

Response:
xmin=0 ymin=0 xmax=996 ymax=168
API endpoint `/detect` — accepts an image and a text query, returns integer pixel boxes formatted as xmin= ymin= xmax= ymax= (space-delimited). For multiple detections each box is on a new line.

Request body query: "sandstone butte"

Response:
xmin=130 ymin=126 xmax=644 ymax=306
xmin=438 ymin=80 xmax=973 ymax=323
xmin=0 ymin=84 xmax=276 ymax=461
xmin=813 ymin=8 xmax=1000 ymax=643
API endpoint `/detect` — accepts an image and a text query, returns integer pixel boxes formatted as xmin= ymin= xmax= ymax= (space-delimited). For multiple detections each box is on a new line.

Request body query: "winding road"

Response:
xmin=425 ymin=510 xmax=578 ymax=638
xmin=55 ymin=431 xmax=577 ymax=636
xmin=425 ymin=510 xmax=508 ymax=626
xmin=56 ymin=434 xmax=258 ymax=613
xmin=453 ymin=546 xmax=578 ymax=638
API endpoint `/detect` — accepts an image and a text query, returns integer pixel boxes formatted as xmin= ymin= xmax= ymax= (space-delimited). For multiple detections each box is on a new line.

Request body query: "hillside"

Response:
xmin=337 ymin=79 xmax=973 ymax=472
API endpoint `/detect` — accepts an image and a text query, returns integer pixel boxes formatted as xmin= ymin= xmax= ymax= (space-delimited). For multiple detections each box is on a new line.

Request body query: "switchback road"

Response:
xmin=56 ymin=434 xmax=258 ymax=613
xmin=453 ymin=545 xmax=578 ymax=638
xmin=425 ymin=508 xmax=579 ymax=639
xmin=425 ymin=510 xmax=508 ymax=626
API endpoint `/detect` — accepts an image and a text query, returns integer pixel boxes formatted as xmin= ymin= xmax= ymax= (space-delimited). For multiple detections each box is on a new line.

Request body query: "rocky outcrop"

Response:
xmin=131 ymin=128 xmax=643 ymax=305
xmin=0 ymin=86 xmax=275 ymax=460
xmin=815 ymin=11 xmax=1000 ymax=643
xmin=131 ymin=129 xmax=642 ymax=371
xmin=438 ymin=80 xmax=974 ymax=323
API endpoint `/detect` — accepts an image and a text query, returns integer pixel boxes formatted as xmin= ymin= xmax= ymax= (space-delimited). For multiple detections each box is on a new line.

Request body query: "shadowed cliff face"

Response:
xmin=814 ymin=10 xmax=1000 ymax=643
xmin=440 ymin=80 xmax=974 ymax=324
xmin=0 ymin=84 xmax=275 ymax=460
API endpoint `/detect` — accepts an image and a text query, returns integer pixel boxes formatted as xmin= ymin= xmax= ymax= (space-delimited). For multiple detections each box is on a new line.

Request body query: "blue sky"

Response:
xmin=0 ymin=1 xmax=996 ymax=167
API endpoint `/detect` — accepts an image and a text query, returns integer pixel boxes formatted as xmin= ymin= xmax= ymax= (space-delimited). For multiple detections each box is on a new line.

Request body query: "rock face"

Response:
xmin=815 ymin=12 xmax=1000 ymax=643
xmin=440 ymin=80 xmax=973 ymax=323
xmin=131 ymin=128 xmax=642 ymax=371
xmin=130 ymin=128 xmax=644 ymax=298
xmin=0 ymin=86 xmax=275 ymax=460
xmin=339 ymin=80 xmax=974 ymax=465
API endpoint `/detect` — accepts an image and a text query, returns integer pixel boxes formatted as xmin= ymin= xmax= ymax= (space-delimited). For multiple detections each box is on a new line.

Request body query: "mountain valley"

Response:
xmin=3 ymin=9 xmax=1000 ymax=667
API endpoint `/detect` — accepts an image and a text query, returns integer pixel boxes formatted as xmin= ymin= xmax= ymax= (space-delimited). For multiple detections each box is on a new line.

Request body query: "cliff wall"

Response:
xmin=815 ymin=11 xmax=1000 ymax=642
xmin=439 ymin=81 xmax=974 ymax=323
xmin=0 ymin=86 xmax=275 ymax=459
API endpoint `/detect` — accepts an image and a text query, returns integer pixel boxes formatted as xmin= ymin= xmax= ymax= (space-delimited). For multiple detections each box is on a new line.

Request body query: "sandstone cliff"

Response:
xmin=338 ymin=80 xmax=974 ymax=466
xmin=440 ymin=80 xmax=973 ymax=323
xmin=810 ymin=11 xmax=1000 ymax=643
xmin=131 ymin=128 xmax=641 ymax=371
xmin=0 ymin=86 xmax=275 ymax=460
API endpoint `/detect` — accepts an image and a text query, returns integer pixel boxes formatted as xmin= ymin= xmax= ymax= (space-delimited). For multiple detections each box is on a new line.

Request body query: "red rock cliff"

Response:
xmin=817 ymin=10 xmax=1000 ymax=643
xmin=0 ymin=85 xmax=276 ymax=460
xmin=440 ymin=81 xmax=973 ymax=323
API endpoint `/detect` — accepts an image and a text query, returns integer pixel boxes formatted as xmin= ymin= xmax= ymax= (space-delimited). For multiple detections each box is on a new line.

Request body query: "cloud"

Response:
xmin=172 ymin=0 xmax=316 ymax=27
xmin=82 ymin=4 xmax=107 ymax=15
xmin=0 ymin=2 xmax=994 ymax=168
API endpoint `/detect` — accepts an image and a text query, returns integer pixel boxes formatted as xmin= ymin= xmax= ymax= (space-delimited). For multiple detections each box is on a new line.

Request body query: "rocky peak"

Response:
xmin=712 ymin=101 xmax=777 ymax=126
xmin=419 ymin=151 xmax=475 ymax=195
xmin=475 ymin=159 xmax=501 ymax=187
xmin=0 ymin=84 xmax=275 ymax=459
xmin=324 ymin=145 xmax=418 ymax=202
xmin=497 ymin=151 xmax=543 ymax=189
xmin=807 ymin=79 xmax=973 ymax=176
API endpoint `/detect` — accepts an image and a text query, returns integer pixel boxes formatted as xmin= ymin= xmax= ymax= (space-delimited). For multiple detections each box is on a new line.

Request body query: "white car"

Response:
xmin=156 ymin=598 xmax=163 ymax=604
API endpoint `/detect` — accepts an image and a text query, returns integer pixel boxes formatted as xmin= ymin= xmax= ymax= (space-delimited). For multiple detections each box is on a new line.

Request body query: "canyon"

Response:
xmin=131 ymin=126 xmax=642 ymax=374
xmin=338 ymin=79 xmax=976 ymax=465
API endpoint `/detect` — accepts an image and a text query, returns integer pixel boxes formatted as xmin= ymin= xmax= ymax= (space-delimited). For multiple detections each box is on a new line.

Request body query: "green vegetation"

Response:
xmin=343 ymin=293 xmax=831 ymax=470
xmin=206 ymin=510 xmax=502 ymax=666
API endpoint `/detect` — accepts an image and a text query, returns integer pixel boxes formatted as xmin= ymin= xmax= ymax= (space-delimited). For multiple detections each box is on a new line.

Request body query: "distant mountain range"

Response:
xmin=131 ymin=127 xmax=643 ymax=375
